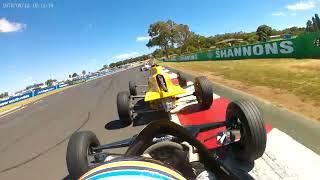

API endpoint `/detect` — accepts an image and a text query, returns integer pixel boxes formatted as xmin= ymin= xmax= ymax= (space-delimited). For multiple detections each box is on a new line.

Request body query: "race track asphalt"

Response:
xmin=0 ymin=67 xmax=161 ymax=180
xmin=1 ymin=66 xmax=319 ymax=180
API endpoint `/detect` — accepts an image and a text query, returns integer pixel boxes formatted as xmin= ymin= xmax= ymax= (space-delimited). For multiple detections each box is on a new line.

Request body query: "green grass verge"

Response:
xmin=161 ymin=59 xmax=320 ymax=102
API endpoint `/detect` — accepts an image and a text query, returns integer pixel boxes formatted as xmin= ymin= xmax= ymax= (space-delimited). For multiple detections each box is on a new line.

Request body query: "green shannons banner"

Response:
xmin=164 ymin=32 xmax=320 ymax=62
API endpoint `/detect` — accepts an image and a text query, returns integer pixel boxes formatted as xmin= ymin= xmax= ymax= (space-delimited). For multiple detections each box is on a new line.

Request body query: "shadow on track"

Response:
xmin=105 ymin=112 xmax=169 ymax=130
xmin=105 ymin=120 xmax=130 ymax=130
xmin=105 ymin=96 xmax=170 ymax=130
xmin=62 ymin=175 xmax=70 ymax=180
xmin=133 ymin=111 xmax=169 ymax=126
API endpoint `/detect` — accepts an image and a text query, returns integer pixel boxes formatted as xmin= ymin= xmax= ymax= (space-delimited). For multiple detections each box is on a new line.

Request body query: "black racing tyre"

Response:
xmin=129 ymin=81 xmax=137 ymax=96
xmin=177 ymin=72 xmax=187 ymax=87
xmin=66 ymin=131 xmax=101 ymax=179
xmin=194 ymin=76 xmax=213 ymax=110
xmin=226 ymin=100 xmax=266 ymax=162
xmin=117 ymin=91 xmax=133 ymax=124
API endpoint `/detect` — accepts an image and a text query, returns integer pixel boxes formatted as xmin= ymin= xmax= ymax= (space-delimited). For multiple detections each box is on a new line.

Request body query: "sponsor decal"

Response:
xmin=314 ymin=38 xmax=320 ymax=47
xmin=207 ymin=52 xmax=214 ymax=59
xmin=35 ymin=86 xmax=56 ymax=95
xmin=215 ymin=40 xmax=294 ymax=58
xmin=0 ymin=94 xmax=32 ymax=107
xmin=169 ymin=40 xmax=294 ymax=61
xmin=176 ymin=54 xmax=197 ymax=61
xmin=0 ymin=101 xmax=9 ymax=107
xmin=58 ymin=84 xmax=68 ymax=88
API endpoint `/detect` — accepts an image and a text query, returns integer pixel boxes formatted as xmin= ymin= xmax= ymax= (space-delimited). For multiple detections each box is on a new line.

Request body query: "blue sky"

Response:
xmin=0 ymin=0 xmax=319 ymax=94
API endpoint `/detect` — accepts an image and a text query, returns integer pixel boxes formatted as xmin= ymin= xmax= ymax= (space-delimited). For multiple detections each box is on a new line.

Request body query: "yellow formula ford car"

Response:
xmin=116 ymin=65 xmax=213 ymax=124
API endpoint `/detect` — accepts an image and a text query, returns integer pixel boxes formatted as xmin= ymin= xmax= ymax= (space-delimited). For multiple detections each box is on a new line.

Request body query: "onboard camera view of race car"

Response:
xmin=1 ymin=1 xmax=320 ymax=180
xmin=117 ymin=64 xmax=214 ymax=124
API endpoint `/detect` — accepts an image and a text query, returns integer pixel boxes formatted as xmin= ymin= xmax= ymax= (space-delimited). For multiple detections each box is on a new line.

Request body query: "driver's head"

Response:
xmin=79 ymin=157 xmax=186 ymax=180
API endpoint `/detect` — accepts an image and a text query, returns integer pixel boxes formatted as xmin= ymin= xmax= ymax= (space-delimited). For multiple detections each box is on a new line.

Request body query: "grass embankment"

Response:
xmin=0 ymin=85 xmax=75 ymax=114
xmin=162 ymin=59 xmax=320 ymax=121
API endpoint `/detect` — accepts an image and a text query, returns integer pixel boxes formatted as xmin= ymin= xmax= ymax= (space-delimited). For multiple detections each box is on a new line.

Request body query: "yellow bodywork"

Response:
xmin=144 ymin=66 xmax=186 ymax=102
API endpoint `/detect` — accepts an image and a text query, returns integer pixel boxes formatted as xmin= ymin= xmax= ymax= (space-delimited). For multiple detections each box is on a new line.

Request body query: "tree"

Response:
xmin=306 ymin=20 xmax=313 ymax=32
xmin=0 ymin=92 xmax=8 ymax=99
xmin=167 ymin=20 xmax=178 ymax=46
xmin=147 ymin=20 xmax=177 ymax=59
xmin=147 ymin=20 xmax=195 ymax=58
xmin=69 ymin=74 xmax=72 ymax=78
xmin=152 ymin=49 xmax=164 ymax=58
xmin=305 ymin=14 xmax=320 ymax=32
xmin=256 ymin=25 xmax=272 ymax=42
xmin=82 ymin=70 xmax=86 ymax=76
xmin=72 ymin=73 xmax=78 ymax=78
xmin=312 ymin=17 xmax=319 ymax=32
xmin=315 ymin=14 xmax=320 ymax=31
xmin=174 ymin=24 xmax=193 ymax=47
xmin=109 ymin=63 xmax=116 ymax=68
xmin=45 ymin=79 xmax=57 ymax=86
xmin=45 ymin=79 xmax=53 ymax=86
xmin=103 ymin=64 xmax=109 ymax=69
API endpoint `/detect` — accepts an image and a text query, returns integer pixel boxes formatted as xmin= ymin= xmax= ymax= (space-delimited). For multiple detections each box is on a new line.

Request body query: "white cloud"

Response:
xmin=136 ymin=36 xmax=150 ymax=42
xmin=0 ymin=18 xmax=26 ymax=33
xmin=290 ymin=13 xmax=298 ymax=16
xmin=271 ymin=12 xmax=286 ymax=16
xmin=286 ymin=1 xmax=316 ymax=11
xmin=113 ymin=52 xmax=140 ymax=60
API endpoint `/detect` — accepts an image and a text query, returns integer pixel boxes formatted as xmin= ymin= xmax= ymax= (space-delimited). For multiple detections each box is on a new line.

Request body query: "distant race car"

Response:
xmin=66 ymin=99 xmax=267 ymax=179
xmin=117 ymin=65 xmax=213 ymax=124
xmin=140 ymin=64 xmax=151 ymax=71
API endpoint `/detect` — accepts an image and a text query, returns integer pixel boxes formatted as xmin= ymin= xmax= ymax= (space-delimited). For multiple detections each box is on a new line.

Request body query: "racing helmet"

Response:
xmin=79 ymin=157 xmax=187 ymax=180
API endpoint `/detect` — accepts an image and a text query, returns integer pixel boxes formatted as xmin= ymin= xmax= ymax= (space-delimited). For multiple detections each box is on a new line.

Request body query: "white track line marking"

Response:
xmin=212 ymin=93 xmax=220 ymax=100
xmin=169 ymin=73 xmax=178 ymax=79
xmin=172 ymin=80 xmax=220 ymax=113
xmin=186 ymin=81 xmax=194 ymax=86
xmin=0 ymin=106 xmax=26 ymax=119
xmin=163 ymin=69 xmax=170 ymax=73
xmin=0 ymin=105 xmax=22 ymax=116
xmin=33 ymin=100 xmax=43 ymax=105
xmin=169 ymin=113 xmax=181 ymax=125
xmin=250 ymin=128 xmax=320 ymax=179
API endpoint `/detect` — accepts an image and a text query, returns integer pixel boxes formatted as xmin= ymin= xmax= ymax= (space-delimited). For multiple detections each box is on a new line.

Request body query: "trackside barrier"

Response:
xmin=163 ymin=32 xmax=320 ymax=62
xmin=57 ymin=83 xmax=68 ymax=88
xmin=34 ymin=86 xmax=57 ymax=96
xmin=0 ymin=83 xmax=76 ymax=108
xmin=0 ymin=83 xmax=74 ymax=108
xmin=0 ymin=92 xmax=33 ymax=107
xmin=0 ymin=68 xmax=126 ymax=108
xmin=0 ymin=85 xmax=60 ymax=108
